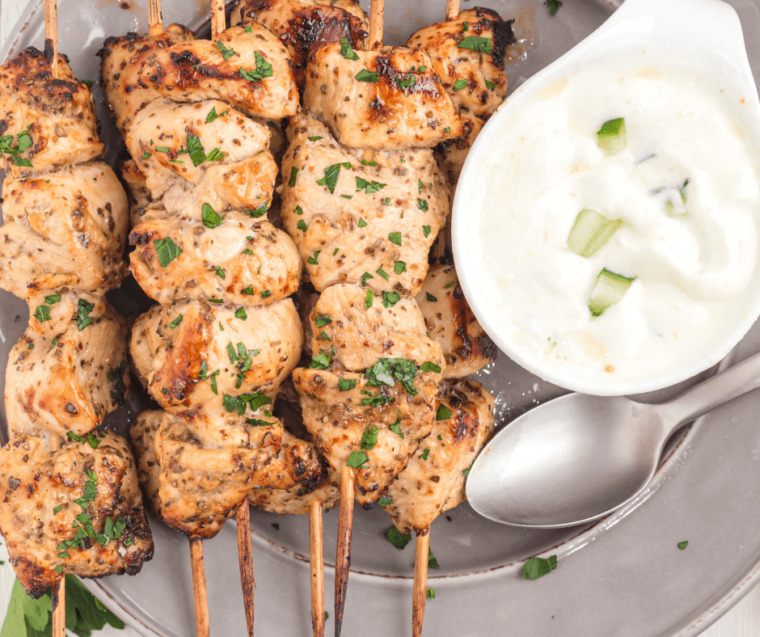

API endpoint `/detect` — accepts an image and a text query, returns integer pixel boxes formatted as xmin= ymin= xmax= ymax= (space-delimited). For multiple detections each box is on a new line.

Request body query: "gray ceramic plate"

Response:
xmin=3 ymin=0 xmax=760 ymax=635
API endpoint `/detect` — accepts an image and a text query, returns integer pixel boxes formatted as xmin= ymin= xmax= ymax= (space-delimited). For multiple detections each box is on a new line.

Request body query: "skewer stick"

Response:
xmin=210 ymin=0 xmax=227 ymax=40
xmin=236 ymin=504 xmax=255 ymax=637
xmin=148 ymin=0 xmax=163 ymax=36
xmin=334 ymin=465 xmax=355 ymax=637
xmin=43 ymin=0 xmax=58 ymax=78
xmin=309 ymin=500 xmax=325 ymax=637
xmin=368 ymin=0 xmax=385 ymax=50
xmin=189 ymin=538 xmax=210 ymax=637
xmin=51 ymin=576 xmax=65 ymax=637
xmin=446 ymin=0 xmax=460 ymax=21
xmin=412 ymin=531 xmax=431 ymax=637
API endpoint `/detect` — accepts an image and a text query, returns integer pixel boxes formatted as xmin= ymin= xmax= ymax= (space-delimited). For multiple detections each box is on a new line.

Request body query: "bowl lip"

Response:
xmin=452 ymin=0 xmax=760 ymax=397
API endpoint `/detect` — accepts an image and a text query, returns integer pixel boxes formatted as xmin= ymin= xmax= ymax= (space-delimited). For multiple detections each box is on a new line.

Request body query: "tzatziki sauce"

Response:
xmin=476 ymin=55 xmax=760 ymax=388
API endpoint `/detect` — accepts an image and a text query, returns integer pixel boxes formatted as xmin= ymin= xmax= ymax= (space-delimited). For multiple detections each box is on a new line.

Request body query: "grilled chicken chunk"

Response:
xmin=99 ymin=25 xmax=196 ymax=136
xmin=129 ymin=212 xmax=301 ymax=306
xmin=0 ymin=48 xmax=103 ymax=176
xmin=121 ymin=160 xmax=153 ymax=227
xmin=232 ymin=0 xmax=368 ymax=88
xmin=406 ymin=9 xmax=514 ymax=119
xmin=281 ymin=115 xmax=448 ymax=295
xmin=0 ymin=163 xmax=129 ymax=299
xmin=0 ymin=432 xmax=153 ymax=598
xmin=130 ymin=409 xmax=281 ymax=539
xmin=303 ymin=43 xmax=463 ymax=150
xmin=130 ymin=298 xmax=302 ymax=414
xmin=308 ymin=283 xmax=442 ymax=372
xmin=126 ymin=99 xmax=278 ymax=218
xmin=293 ymin=285 xmax=444 ymax=505
xmin=6 ymin=292 xmax=129 ymax=441
xmin=436 ymin=109 xmax=484 ymax=185
xmin=383 ymin=378 xmax=495 ymax=533
xmin=416 ymin=265 xmax=496 ymax=378
xmin=250 ymin=465 xmax=340 ymax=515
xmin=248 ymin=429 xmax=327 ymax=492
xmin=137 ymin=24 xmax=299 ymax=120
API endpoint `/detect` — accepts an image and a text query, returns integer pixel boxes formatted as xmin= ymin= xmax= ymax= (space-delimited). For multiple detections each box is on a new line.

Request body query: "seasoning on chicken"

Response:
xmin=129 ymin=298 xmax=303 ymax=412
xmin=280 ymin=115 xmax=448 ymax=295
xmin=231 ymin=0 xmax=368 ymax=88
xmin=415 ymin=265 xmax=496 ymax=378
xmin=0 ymin=431 xmax=154 ymax=599
xmin=406 ymin=8 xmax=515 ymax=182
xmin=137 ymin=23 xmax=299 ymax=120
xmin=293 ymin=283 xmax=444 ymax=505
xmin=6 ymin=291 xmax=130 ymax=441
xmin=302 ymin=42 xmax=463 ymax=150
xmin=382 ymin=378 xmax=494 ymax=533
xmin=130 ymin=409 xmax=283 ymax=538
xmin=126 ymin=99 xmax=278 ymax=217
xmin=120 ymin=159 xmax=153 ymax=227
xmin=0 ymin=48 xmax=103 ymax=177
xmin=249 ymin=430 xmax=329 ymax=494
xmin=98 ymin=25 xmax=196 ymax=136
xmin=250 ymin=463 xmax=340 ymax=515
xmin=0 ymin=163 xmax=129 ymax=299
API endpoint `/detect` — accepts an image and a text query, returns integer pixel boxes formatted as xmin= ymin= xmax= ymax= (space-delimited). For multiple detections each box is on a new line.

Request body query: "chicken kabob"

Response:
xmin=0 ymin=2 xmax=154 ymax=635
xmin=106 ymin=1 xmax=303 ymax=634
xmin=278 ymin=0 xmax=465 ymax=630
xmin=384 ymin=4 xmax=515 ymax=633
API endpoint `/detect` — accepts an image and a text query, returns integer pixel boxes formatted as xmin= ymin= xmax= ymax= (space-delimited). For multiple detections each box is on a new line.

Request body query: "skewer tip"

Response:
xmin=412 ymin=531 xmax=431 ymax=637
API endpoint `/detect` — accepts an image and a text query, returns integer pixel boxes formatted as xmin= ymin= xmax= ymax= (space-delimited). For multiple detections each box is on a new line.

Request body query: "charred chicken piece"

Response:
xmin=130 ymin=409 xmax=281 ymax=539
xmin=231 ymin=0 xmax=368 ymax=88
xmin=130 ymin=298 xmax=302 ymax=414
xmin=0 ymin=48 xmax=103 ymax=176
xmin=137 ymin=24 xmax=299 ymax=120
xmin=303 ymin=43 xmax=463 ymax=150
xmin=121 ymin=160 xmax=153 ymax=227
xmin=0 ymin=162 xmax=129 ymax=299
xmin=416 ymin=264 xmax=496 ymax=378
xmin=0 ymin=432 xmax=153 ymax=599
xmin=382 ymin=378 xmax=495 ymax=534
xmin=98 ymin=24 xmax=196 ymax=136
xmin=250 ymin=464 xmax=340 ymax=515
xmin=6 ymin=292 xmax=130 ymax=441
xmin=126 ymin=99 xmax=278 ymax=218
xmin=436 ymin=109 xmax=484 ymax=185
xmin=249 ymin=429 xmax=327 ymax=492
xmin=280 ymin=115 xmax=448 ymax=296
xmin=406 ymin=8 xmax=514 ymax=119
xmin=129 ymin=212 xmax=301 ymax=306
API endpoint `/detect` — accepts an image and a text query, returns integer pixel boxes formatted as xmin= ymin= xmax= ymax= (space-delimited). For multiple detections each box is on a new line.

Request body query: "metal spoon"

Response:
xmin=465 ymin=351 xmax=760 ymax=528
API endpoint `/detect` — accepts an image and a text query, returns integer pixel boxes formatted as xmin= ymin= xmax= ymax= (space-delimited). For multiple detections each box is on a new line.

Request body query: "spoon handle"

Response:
xmin=657 ymin=351 xmax=760 ymax=437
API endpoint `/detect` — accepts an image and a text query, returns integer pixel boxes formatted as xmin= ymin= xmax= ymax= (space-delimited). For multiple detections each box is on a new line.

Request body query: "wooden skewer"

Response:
xmin=189 ymin=538 xmax=210 ymax=637
xmin=309 ymin=500 xmax=325 ymax=637
xmin=334 ymin=465 xmax=355 ymax=637
xmin=210 ymin=0 xmax=227 ymax=40
xmin=51 ymin=576 xmax=65 ymax=637
xmin=237 ymin=504 xmax=255 ymax=637
xmin=368 ymin=0 xmax=385 ymax=50
xmin=43 ymin=0 xmax=58 ymax=78
xmin=446 ymin=0 xmax=460 ymax=21
xmin=412 ymin=531 xmax=431 ymax=637
xmin=148 ymin=0 xmax=163 ymax=36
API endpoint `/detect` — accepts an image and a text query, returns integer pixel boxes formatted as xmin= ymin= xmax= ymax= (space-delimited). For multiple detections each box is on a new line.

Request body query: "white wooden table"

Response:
xmin=0 ymin=1 xmax=759 ymax=635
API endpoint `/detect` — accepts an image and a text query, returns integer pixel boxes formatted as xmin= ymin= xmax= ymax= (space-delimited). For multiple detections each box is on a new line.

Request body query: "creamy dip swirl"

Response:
xmin=476 ymin=57 xmax=760 ymax=388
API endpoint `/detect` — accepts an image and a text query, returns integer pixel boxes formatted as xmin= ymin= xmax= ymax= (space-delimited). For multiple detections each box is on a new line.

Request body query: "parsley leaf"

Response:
xmin=76 ymin=299 xmax=95 ymax=331
xmin=428 ymin=550 xmax=440 ymax=569
xmin=453 ymin=79 xmax=468 ymax=91
xmin=522 ymin=555 xmax=558 ymax=580
xmin=365 ymin=289 xmax=375 ymax=308
xmin=389 ymin=232 xmax=402 ymax=246
xmin=678 ymin=541 xmax=688 ymax=550
xmin=356 ymin=68 xmax=379 ymax=82
xmin=217 ymin=39 xmax=236 ymax=61
xmin=378 ymin=495 xmax=393 ymax=506
xmin=365 ymin=358 xmax=418 ymax=395
xmin=289 ymin=167 xmax=300 ymax=187
xmin=356 ymin=176 xmax=387 ymax=194
xmin=436 ymin=404 xmax=453 ymax=420
xmin=186 ymin=134 xmax=206 ymax=167
xmin=317 ymin=163 xmax=344 ymax=193
xmin=202 ymin=203 xmax=226 ymax=228
xmin=382 ymin=291 xmax=400 ymax=308
xmin=385 ymin=526 xmax=412 ymax=549
xmin=44 ymin=294 xmax=61 ymax=305
xmin=206 ymin=107 xmax=219 ymax=123
xmin=240 ymin=51 xmax=273 ymax=82
xmin=340 ymin=37 xmax=360 ymax=60
xmin=358 ymin=217 xmax=368 ymax=228
xmin=547 ymin=0 xmax=562 ymax=15
xmin=33 ymin=305 xmax=51 ymax=322
xmin=346 ymin=451 xmax=369 ymax=467
xmin=421 ymin=362 xmax=441 ymax=373
xmin=418 ymin=199 xmax=429 ymax=211
xmin=315 ymin=314 xmax=332 ymax=328
xmin=423 ymin=225 xmax=432 ymax=237
xmin=338 ymin=378 xmax=357 ymax=392
xmin=360 ymin=425 xmax=378 ymax=450
xmin=168 ymin=314 xmax=183 ymax=329
xmin=458 ymin=36 xmax=492 ymax=54
xmin=154 ymin=237 xmax=182 ymax=267
xmin=247 ymin=200 xmax=268 ymax=218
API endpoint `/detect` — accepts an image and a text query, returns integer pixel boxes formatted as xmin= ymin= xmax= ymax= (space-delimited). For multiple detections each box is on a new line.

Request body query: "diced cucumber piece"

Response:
xmin=588 ymin=268 xmax=635 ymax=317
xmin=596 ymin=118 xmax=627 ymax=153
xmin=567 ymin=209 xmax=623 ymax=258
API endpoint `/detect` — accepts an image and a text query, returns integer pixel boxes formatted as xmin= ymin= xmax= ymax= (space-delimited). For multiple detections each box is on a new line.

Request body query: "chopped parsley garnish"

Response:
xmin=319 ymin=330 xmax=331 ymax=340
xmin=394 ymin=261 xmax=406 ymax=275
xmin=389 ymin=232 xmax=402 ymax=246
xmin=247 ymin=200 xmax=268 ymax=218
xmin=243 ymin=285 xmax=254 ymax=295
xmin=66 ymin=431 xmax=100 ymax=449
xmin=436 ymin=404 xmax=453 ymax=420
xmin=426 ymin=292 xmax=438 ymax=302
xmin=289 ymin=166 xmax=300 ymax=187
xmin=423 ymin=225 xmax=432 ymax=237
xmin=240 ymin=51 xmax=273 ymax=82
xmin=463 ymin=462 xmax=473 ymax=477
xmin=678 ymin=541 xmax=688 ymax=550
xmin=206 ymin=107 xmax=219 ymax=123
xmin=338 ymin=378 xmax=357 ymax=392
xmin=76 ymin=299 xmax=95 ymax=331
xmin=418 ymin=179 xmax=424 ymax=194
xmin=214 ymin=266 xmax=226 ymax=279
xmin=361 ymin=271 xmax=374 ymax=287
xmin=295 ymin=205 xmax=304 ymax=215
xmin=199 ymin=360 xmax=208 ymax=380
xmin=154 ymin=145 xmax=171 ymax=153
xmin=389 ymin=412 xmax=404 ymax=438
xmin=0 ymin=124 xmax=33 ymax=166
xmin=360 ymin=159 xmax=377 ymax=166
xmin=235 ymin=307 xmax=248 ymax=320
xmin=168 ymin=314 xmax=183 ymax=329
xmin=547 ymin=0 xmax=562 ymax=16
xmin=358 ymin=217 xmax=368 ymax=228
xmin=356 ymin=176 xmax=387 ymax=194
xmin=142 ymin=151 xmax=151 ymax=160
xmin=33 ymin=305 xmax=51 ymax=322
xmin=378 ymin=496 xmax=393 ymax=506
xmin=346 ymin=451 xmax=369 ymax=467
xmin=309 ymin=351 xmax=331 ymax=369
xmin=217 ymin=40 xmax=236 ymax=61
xmin=360 ymin=425 xmax=379 ymax=450
xmin=376 ymin=266 xmax=389 ymax=281
xmin=485 ymin=79 xmax=495 ymax=90
xmin=222 ymin=391 xmax=273 ymax=416
xmin=308 ymin=250 xmax=321 ymax=265
xmin=317 ymin=163 xmax=349 ymax=194
xmin=315 ymin=314 xmax=332 ymax=328
xmin=428 ymin=550 xmax=440 ymax=569
xmin=523 ymin=555 xmax=557 ymax=580
xmin=418 ymin=448 xmax=430 ymax=461
xmin=453 ymin=79 xmax=468 ymax=91
xmin=396 ymin=71 xmax=416 ymax=90
xmin=365 ymin=289 xmax=375 ymax=308
xmin=385 ymin=526 xmax=412 ymax=549
xmin=426 ymin=588 xmax=436 ymax=599
xmin=186 ymin=134 xmax=207 ymax=167
xmin=53 ymin=504 xmax=62 ymax=515
xmin=297 ymin=220 xmax=308 ymax=232
xmin=209 ymin=298 xmax=224 ymax=304
xmin=382 ymin=291 xmax=400 ymax=308
xmin=418 ymin=199 xmax=429 ymax=211
xmin=355 ymin=69 xmax=379 ymax=83
xmin=365 ymin=358 xmax=418 ymax=395
xmin=261 ymin=290 xmax=271 ymax=299
xmin=155 ymin=237 xmax=182 ymax=267
xmin=202 ymin=203 xmax=226 ymax=228
xmin=308 ymin=136 xmax=323 ymax=142
xmin=458 ymin=36 xmax=492 ymax=54
xmin=44 ymin=294 xmax=61 ymax=305
xmin=340 ymin=38 xmax=360 ymax=60
xmin=421 ymin=362 xmax=441 ymax=373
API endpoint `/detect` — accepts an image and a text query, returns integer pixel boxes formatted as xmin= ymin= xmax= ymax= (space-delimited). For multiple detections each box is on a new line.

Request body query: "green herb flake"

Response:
xmin=308 ymin=250 xmax=321 ymax=265
xmin=295 ymin=205 xmax=304 ymax=215
xmin=360 ymin=425 xmax=379 ymax=450
xmin=678 ymin=541 xmax=688 ymax=550
xmin=394 ymin=261 xmax=406 ymax=275
xmin=76 ymin=299 xmax=95 ymax=331
xmin=421 ymin=362 xmax=441 ymax=373
xmin=389 ymin=232 xmax=402 ymax=246
xmin=340 ymin=37 xmax=360 ymax=60
xmin=426 ymin=588 xmax=436 ymax=599
xmin=235 ymin=307 xmax=248 ymax=320
xmin=33 ymin=305 xmax=51 ymax=323
xmin=436 ymin=404 xmax=453 ymax=420
xmin=453 ymin=79 xmax=468 ymax=91
xmin=338 ymin=378 xmax=357 ymax=392
xmin=378 ymin=496 xmax=393 ymax=506
xmin=426 ymin=292 xmax=438 ymax=302
xmin=240 ymin=51 xmax=273 ymax=82
xmin=417 ymin=199 xmax=429 ymax=212
xmin=247 ymin=200 xmax=268 ymax=218
xmin=346 ymin=451 xmax=369 ymax=467
xmin=457 ymin=36 xmax=492 ymax=54
xmin=243 ymin=285 xmax=254 ymax=295
xmin=358 ymin=217 xmax=368 ymax=228
xmin=356 ymin=68 xmax=379 ymax=83
xmin=485 ymin=79 xmax=495 ymax=90
xmin=547 ymin=0 xmax=562 ymax=16
xmin=360 ymin=159 xmax=377 ymax=166
xmin=376 ymin=266 xmax=389 ymax=281
xmin=365 ymin=289 xmax=374 ymax=308
xmin=214 ymin=266 xmax=226 ymax=279
xmin=168 ymin=314 xmax=183 ymax=329
xmin=308 ymin=136 xmax=323 ymax=142
xmin=217 ymin=39 xmax=236 ymax=61
xmin=356 ymin=176 xmax=387 ymax=194
xmin=428 ymin=550 xmax=440 ymax=569
xmin=382 ymin=291 xmax=400 ymax=308
xmin=385 ymin=526 xmax=412 ymax=549
xmin=418 ymin=448 xmax=430 ymax=461
xmin=297 ymin=220 xmax=308 ymax=232
xmin=201 ymin=203 xmax=226 ymax=229
xmin=523 ymin=555 xmax=558 ymax=580
xmin=315 ymin=314 xmax=333 ymax=328
xmin=155 ymin=237 xmax=182 ymax=267
xmin=206 ymin=107 xmax=219 ymax=123
xmin=44 ymin=294 xmax=61 ymax=305
xmin=316 ymin=163 xmax=344 ymax=194
xmin=423 ymin=225 xmax=432 ymax=237
xmin=289 ymin=166 xmax=300 ymax=187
